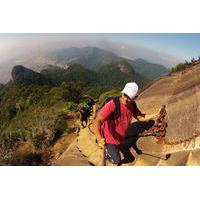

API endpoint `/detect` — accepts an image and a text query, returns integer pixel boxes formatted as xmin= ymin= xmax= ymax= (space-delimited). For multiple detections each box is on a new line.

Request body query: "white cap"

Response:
xmin=121 ymin=82 xmax=138 ymax=100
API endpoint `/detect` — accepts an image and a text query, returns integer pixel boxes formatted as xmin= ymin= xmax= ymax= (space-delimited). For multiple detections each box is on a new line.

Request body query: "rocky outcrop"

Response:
xmin=53 ymin=137 xmax=90 ymax=166
xmin=11 ymin=65 xmax=53 ymax=86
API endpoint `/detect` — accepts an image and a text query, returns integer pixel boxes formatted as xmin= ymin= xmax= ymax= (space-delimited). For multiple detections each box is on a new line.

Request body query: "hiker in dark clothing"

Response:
xmin=79 ymin=106 xmax=91 ymax=128
xmin=79 ymin=97 xmax=98 ymax=128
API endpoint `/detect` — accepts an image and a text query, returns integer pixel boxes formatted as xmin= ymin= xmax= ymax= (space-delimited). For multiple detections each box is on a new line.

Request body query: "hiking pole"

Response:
xmin=142 ymin=152 xmax=171 ymax=160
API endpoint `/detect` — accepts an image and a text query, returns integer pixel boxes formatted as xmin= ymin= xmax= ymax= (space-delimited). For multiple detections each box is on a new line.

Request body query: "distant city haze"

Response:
xmin=0 ymin=33 xmax=199 ymax=83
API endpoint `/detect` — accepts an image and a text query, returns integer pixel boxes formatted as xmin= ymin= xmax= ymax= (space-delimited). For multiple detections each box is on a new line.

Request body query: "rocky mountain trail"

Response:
xmin=50 ymin=116 xmax=92 ymax=166
xmin=51 ymin=135 xmax=91 ymax=166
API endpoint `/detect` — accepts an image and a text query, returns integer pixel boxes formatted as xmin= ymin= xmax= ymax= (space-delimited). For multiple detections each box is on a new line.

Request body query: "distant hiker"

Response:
xmin=93 ymin=82 xmax=161 ymax=165
xmin=79 ymin=97 xmax=98 ymax=128
xmin=79 ymin=106 xmax=91 ymax=128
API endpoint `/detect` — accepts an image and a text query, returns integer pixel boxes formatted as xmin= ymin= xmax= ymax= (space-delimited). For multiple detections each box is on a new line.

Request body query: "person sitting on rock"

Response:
xmin=93 ymin=82 xmax=161 ymax=165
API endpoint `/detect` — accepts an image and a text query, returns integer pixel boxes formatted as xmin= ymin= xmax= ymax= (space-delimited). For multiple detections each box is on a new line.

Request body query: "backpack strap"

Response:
xmin=109 ymin=96 xmax=120 ymax=120
xmin=88 ymin=96 xmax=120 ymax=135
xmin=94 ymin=96 xmax=121 ymax=120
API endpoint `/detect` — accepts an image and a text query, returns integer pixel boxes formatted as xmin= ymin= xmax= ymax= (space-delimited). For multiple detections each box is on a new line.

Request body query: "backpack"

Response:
xmin=83 ymin=101 xmax=91 ymax=111
xmin=95 ymin=96 xmax=120 ymax=120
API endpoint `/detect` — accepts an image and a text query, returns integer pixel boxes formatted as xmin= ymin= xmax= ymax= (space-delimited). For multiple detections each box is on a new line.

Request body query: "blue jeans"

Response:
xmin=106 ymin=144 xmax=122 ymax=165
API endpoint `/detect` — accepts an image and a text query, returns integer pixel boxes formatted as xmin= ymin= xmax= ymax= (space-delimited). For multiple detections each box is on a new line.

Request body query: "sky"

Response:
xmin=101 ymin=33 xmax=200 ymax=60
xmin=0 ymin=33 xmax=199 ymax=68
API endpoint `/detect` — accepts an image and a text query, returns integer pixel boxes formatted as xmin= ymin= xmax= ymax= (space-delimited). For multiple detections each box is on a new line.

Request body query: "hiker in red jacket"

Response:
xmin=93 ymin=82 xmax=161 ymax=165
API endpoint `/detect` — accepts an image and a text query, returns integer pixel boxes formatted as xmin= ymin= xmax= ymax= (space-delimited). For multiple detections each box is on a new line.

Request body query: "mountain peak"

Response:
xmin=11 ymin=65 xmax=53 ymax=86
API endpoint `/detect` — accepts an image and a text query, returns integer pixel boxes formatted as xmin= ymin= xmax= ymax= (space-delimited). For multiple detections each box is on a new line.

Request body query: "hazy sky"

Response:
xmin=105 ymin=33 xmax=200 ymax=59
xmin=0 ymin=33 xmax=199 ymax=67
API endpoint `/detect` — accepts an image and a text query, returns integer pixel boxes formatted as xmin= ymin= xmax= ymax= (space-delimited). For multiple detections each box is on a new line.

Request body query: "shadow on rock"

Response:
xmin=120 ymin=120 xmax=155 ymax=164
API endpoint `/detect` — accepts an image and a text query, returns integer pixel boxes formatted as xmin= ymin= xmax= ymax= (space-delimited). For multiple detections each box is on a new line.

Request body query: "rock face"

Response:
xmin=77 ymin=126 xmax=103 ymax=166
xmin=53 ymin=137 xmax=91 ymax=166
xmin=77 ymin=63 xmax=200 ymax=166
xmin=137 ymin=63 xmax=200 ymax=145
